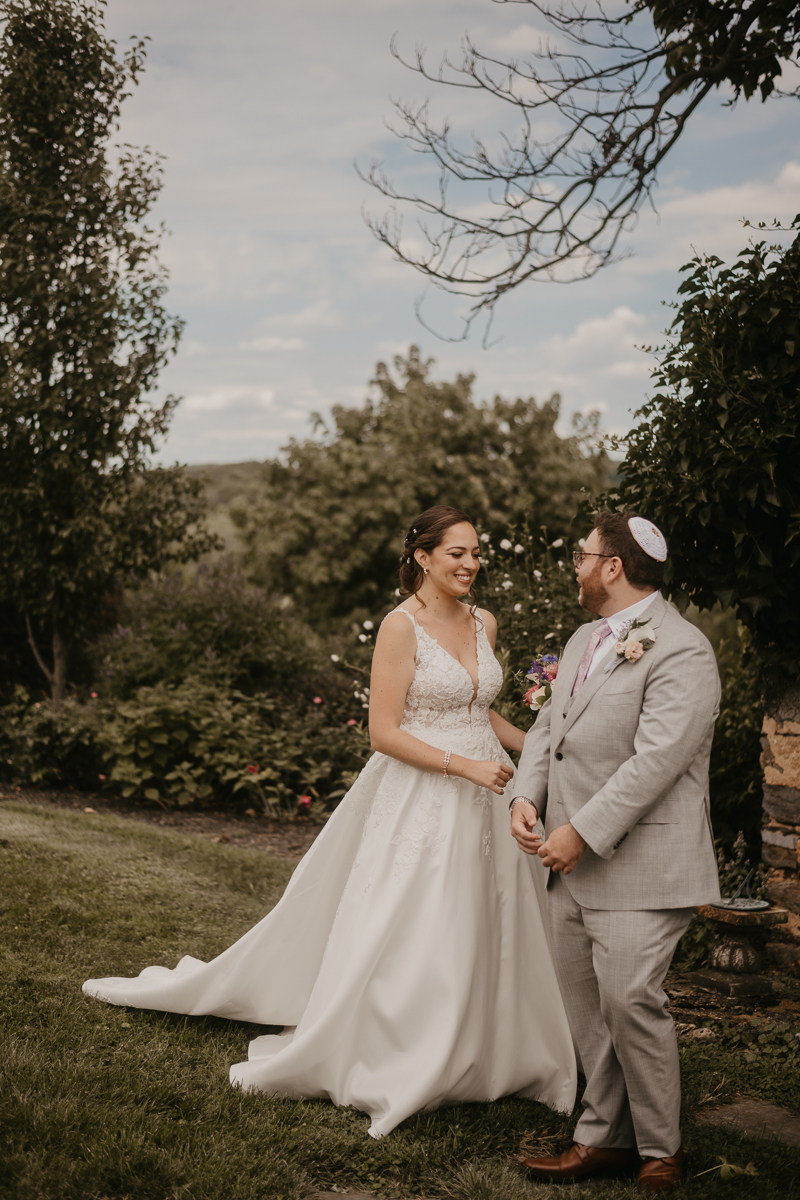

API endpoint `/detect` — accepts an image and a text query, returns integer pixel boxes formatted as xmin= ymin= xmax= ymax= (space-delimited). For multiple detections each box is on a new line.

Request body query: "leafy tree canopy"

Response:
xmin=0 ymin=0 xmax=214 ymax=703
xmin=234 ymin=347 xmax=608 ymax=622
xmin=597 ymin=220 xmax=800 ymax=677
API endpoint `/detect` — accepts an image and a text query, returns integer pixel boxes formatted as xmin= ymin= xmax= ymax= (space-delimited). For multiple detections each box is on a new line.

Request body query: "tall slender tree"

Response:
xmin=0 ymin=0 xmax=212 ymax=705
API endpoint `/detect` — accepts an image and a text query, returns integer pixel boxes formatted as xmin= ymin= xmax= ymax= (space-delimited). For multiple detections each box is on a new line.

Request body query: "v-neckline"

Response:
xmin=410 ymin=611 xmax=481 ymax=704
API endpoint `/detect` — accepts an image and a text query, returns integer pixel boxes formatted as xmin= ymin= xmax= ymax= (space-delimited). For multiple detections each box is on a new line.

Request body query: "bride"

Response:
xmin=83 ymin=505 xmax=577 ymax=1138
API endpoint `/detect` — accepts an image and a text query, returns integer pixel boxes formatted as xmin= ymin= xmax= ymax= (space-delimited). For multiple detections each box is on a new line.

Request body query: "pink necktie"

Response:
xmin=571 ymin=619 xmax=612 ymax=695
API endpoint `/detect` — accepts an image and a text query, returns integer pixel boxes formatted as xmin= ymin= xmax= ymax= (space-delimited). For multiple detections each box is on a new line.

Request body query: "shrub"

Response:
xmin=98 ymin=679 xmax=372 ymax=813
xmin=0 ymin=687 xmax=105 ymax=789
xmin=91 ymin=561 xmax=321 ymax=699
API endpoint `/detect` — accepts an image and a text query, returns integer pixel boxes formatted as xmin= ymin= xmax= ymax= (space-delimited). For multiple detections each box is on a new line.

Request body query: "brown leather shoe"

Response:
xmin=637 ymin=1148 xmax=684 ymax=1193
xmin=522 ymin=1142 xmax=638 ymax=1181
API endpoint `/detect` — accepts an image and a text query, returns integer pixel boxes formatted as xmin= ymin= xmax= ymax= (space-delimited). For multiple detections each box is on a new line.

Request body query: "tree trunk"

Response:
xmin=25 ymin=614 xmax=70 ymax=709
xmin=51 ymin=626 xmax=69 ymax=708
xmin=760 ymin=677 xmax=800 ymax=935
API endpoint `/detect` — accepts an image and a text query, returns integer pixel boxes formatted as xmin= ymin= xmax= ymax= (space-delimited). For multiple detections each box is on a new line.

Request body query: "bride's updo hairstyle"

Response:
xmin=399 ymin=505 xmax=479 ymax=610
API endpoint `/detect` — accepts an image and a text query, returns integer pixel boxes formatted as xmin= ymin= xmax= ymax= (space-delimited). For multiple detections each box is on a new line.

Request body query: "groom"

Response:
xmin=510 ymin=511 xmax=721 ymax=1194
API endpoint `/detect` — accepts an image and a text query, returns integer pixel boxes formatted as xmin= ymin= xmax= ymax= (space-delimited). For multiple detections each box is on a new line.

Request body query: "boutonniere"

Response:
xmin=614 ymin=618 xmax=656 ymax=663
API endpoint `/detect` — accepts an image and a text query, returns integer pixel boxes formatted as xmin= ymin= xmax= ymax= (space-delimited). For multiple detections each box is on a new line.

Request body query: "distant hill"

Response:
xmin=184 ymin=461 xmax=267 ymax=551
xmin=184 ymin=461 xmax=266 ymax=511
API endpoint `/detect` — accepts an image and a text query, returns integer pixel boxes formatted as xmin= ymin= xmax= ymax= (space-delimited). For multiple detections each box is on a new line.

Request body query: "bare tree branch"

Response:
xmin=359 ymin=0 xmax=800 ymax=339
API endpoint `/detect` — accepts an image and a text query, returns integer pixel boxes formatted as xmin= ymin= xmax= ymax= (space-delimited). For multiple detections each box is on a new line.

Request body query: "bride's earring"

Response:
xmin=423 ymin=567 xmax=429 ymax=575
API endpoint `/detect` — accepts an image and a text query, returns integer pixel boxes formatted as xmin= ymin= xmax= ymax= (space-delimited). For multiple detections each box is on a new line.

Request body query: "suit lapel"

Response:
xmin=556 ymin=592 xmax=667 ymax=745
xmin=558 ymin=648 xmax=622 ymax=740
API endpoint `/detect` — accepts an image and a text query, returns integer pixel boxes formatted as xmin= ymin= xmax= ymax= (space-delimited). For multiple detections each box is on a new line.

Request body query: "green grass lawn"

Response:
xmin=2 ymin=801 xmax=799 ymax=1200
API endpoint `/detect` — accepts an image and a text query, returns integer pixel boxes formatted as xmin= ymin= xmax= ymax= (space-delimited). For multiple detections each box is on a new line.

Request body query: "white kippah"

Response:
xmin=628 ymin=516 xmax=667 ymax=561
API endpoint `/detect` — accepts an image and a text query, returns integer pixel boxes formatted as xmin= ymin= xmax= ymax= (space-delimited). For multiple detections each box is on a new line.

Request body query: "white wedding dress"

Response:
xmin=83 ymin=608 xmax=577 ymax=1137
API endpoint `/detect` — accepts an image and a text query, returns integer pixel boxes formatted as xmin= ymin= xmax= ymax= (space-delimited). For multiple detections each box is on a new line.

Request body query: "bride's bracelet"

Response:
xmin=442 ymin=749 xmax=452 ymax=777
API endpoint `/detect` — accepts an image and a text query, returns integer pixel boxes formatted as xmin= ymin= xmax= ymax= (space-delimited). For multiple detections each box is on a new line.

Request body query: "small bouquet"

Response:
xmin=614 ymin=618 xmax=656 ymax=663
xmin=523 ymin=653 xmax=559 ymax=711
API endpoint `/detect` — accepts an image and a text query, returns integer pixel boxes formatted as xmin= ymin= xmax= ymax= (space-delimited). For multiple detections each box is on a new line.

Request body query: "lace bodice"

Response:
xmin=384 ymin=607 xmax=504 ymax=759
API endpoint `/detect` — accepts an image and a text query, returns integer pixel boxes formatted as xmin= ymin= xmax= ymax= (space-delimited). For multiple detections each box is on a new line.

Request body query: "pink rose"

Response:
xmin=298 ymin=795 xmax=312 ymax=809
xmin=525 ymin=685 xmax=547 ymax=710
xmin=624 ymin=641 xmax=645 ymax=662
xmin=545 ymin=666 xmax=558 ymax=681
xmin=614 ymin=641 xmax=626 ymax=655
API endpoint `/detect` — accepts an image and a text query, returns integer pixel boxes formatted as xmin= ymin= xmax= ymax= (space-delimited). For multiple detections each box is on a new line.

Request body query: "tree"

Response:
xmin=596 ymin=221 xmax=800 ymax=870
xmin=362 ymin=0 xmax=800 ymax=335
xmin=0 ymin=0 xmax=213 ymax=706
xmin=233 ymin=346 xmax=608 ymax=622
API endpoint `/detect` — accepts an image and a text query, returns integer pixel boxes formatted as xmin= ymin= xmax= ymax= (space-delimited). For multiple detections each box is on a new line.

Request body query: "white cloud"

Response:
xmin=624 ymin=162 xmax=800 ymax=275
xmin=238 ymin=336 xmax=306 ymax=352
xmin=491 ymin=23 xmax=559 ymax=54
xmin=182 ymin=387 xmax=275 ymax=413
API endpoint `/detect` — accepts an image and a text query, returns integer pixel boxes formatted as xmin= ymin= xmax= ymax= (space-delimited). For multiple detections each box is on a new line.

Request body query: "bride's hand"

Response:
xmin=458 ymin=759 xmax=514 ymax=794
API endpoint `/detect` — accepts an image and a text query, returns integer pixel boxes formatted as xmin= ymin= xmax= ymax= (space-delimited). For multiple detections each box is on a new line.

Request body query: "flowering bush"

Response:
xmin=98 ymin=681 xmax=373 ymax=812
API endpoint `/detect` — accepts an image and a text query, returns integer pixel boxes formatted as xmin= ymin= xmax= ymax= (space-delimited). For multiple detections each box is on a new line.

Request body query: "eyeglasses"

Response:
xmin=572 ymin=550 xmax=614 ymax=567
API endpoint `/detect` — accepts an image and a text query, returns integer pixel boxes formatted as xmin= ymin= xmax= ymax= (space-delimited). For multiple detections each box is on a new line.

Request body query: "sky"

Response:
xmin=103 ymin=0 xmax=800 ymax=465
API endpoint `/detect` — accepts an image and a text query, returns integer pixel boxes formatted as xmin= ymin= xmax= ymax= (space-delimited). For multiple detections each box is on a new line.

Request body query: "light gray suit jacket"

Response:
xmin=513 ymin=593 xmax=721 ymax=910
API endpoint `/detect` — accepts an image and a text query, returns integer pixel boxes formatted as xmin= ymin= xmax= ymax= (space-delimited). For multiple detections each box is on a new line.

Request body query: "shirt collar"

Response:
xmin=605 ymin=590 xmax=659 ymax=640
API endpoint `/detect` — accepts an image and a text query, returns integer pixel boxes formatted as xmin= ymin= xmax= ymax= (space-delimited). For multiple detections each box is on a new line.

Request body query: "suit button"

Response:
xmin=555 ymin=752 xmax=564 ymax=761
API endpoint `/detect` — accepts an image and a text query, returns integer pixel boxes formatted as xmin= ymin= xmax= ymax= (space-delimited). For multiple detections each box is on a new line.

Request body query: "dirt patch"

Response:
xmin=315 ymin=1195 xmax=380 ymax=1200
xmin=0 ymin=786 xmax=323 ymax=861
xmin=697 ymin=1098 xmax=800 ymax=1147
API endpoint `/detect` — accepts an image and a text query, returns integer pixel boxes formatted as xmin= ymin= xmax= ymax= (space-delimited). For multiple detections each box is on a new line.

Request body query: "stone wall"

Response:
xmin=761 ymin=682 xmax=800 ymax=961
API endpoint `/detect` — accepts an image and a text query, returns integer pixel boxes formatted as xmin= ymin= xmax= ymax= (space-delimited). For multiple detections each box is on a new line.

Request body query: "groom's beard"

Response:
xmin=579 ymin=561 xmax=610 ymax=615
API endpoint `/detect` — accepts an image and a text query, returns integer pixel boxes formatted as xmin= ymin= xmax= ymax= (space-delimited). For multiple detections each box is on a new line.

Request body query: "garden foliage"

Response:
xmin=471 ymin=527 xmax=589 ymax=727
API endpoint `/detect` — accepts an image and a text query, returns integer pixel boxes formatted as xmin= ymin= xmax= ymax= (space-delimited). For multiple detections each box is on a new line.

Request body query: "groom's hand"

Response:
xmin=510 ymin=801 xmax=542 ymax=856
xmin=537 ymin=823 xmax=586 ymax=874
